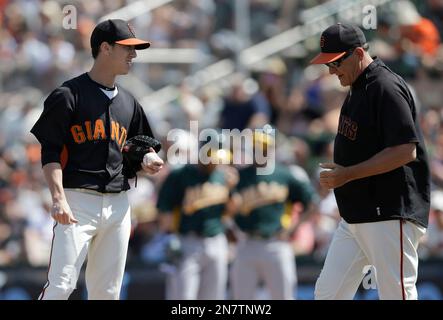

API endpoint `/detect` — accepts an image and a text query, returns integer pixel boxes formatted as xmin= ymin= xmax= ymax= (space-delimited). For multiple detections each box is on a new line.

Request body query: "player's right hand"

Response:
xmin=141 ymin=147 xmax=164 ymax=175
xmin=51 ymin=200 xmax=78 ymax=225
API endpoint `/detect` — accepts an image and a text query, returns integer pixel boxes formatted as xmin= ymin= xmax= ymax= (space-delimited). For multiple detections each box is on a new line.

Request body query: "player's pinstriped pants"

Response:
xmin=38 ymin=189 xmax=131 ymax=300
xmin=230 ymin=238 xmax=296 ymax=300
xmin=165 ymin=233 xmax=228 ymax=300
xmin=315 ymin=219 xmax=426 ymax=300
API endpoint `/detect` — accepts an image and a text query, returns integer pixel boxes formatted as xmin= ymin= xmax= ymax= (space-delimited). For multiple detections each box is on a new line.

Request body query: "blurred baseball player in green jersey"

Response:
xmin=156 ymin=139 xmax=238 ymax=300
xmin=230 ymin=131 xmax=317 ymax=299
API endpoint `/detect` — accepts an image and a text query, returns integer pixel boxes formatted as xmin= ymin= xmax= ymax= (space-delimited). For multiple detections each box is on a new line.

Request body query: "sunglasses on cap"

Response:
xmin=325 ymin=49 xmax=355 ymax=68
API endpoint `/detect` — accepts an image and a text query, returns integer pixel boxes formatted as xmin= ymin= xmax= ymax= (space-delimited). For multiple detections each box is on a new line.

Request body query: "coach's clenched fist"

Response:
xmin=319 ymin=162 xmax=351 ymax=189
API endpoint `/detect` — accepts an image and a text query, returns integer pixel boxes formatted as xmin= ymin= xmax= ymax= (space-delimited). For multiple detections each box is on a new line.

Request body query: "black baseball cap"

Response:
xmin=90 ymin=19 xmax=151 ymax=50
xmin=310 ymin=23 xmax=367 ymax=64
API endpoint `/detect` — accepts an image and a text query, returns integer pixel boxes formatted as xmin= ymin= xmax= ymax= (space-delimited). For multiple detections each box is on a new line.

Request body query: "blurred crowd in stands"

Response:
xmin=1 ymin=0 xmax=443 ymax=268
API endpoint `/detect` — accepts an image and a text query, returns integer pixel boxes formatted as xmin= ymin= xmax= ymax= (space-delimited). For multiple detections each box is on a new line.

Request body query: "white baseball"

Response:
xmin=143 ymin=152 xmax=163 ymax=166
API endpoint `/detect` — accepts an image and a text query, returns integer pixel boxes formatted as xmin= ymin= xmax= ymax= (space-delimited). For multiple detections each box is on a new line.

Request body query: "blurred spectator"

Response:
xmin=252 ymin=57 xmax=288 ymax=126
xmin=23 ymin=190 xmax=53 ymax=266
xmin=424 ymin=0 xmax=443 ymax=38
xmin=219 ymin=74 xmax=271 ymax=130
xmin=430 ymin=126 xmax=443 ymax=188
xmin=395 ymin=0 xmax=441 ymax=58
xmin=165 ymin=83 xmax=205 ymax=131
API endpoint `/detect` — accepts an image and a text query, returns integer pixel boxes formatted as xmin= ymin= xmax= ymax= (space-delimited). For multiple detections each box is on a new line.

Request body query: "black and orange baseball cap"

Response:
xmin=90 ymin=19 xmax=151 ymax=50
xmin=310 ymin=23 xmax=367 ymax=64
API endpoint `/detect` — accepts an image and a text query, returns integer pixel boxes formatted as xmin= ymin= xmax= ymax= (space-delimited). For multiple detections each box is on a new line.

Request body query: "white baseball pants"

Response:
xmin=315 ymin=219 xmax=426 ymax=300
xmin=230 ymin=238 xmax=296 ymax=300
xmin=165 ymin=233 xmax=229 ymax=300
xmin=38 ymin=189 xmax=131 ymax=300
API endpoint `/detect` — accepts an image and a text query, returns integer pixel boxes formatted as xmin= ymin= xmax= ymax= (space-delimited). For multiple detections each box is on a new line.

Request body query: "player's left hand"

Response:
xmin=141 ymin=147 xmax=164 ymax=175
xmin=319 ymin=162 xmax=351 ymax=189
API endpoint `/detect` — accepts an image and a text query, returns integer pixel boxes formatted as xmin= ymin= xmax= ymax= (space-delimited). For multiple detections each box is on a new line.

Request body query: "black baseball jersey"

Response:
xmin=333 ymin=58 xmax=430 ymax=227
xmin=31 ymin=73 xmax=154 ymax=193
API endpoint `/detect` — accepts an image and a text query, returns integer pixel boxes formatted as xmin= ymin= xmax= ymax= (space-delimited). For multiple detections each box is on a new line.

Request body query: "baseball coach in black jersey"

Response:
xmin=30 ymin=19 xmax=163 ymax=300
xmin=310 ymin=23 xmax=430 ymax=300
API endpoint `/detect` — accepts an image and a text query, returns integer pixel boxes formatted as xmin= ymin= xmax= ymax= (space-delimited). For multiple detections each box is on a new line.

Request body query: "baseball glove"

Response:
xmin=122 ymin=135 xmax=162 ymax=179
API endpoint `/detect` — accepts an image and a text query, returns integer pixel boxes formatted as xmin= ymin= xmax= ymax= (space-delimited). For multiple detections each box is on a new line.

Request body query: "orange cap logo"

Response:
xmin=320 ymin=36 xmax=325 ymax=48
xmin=127 ymin=23 xmax=136 ymax=37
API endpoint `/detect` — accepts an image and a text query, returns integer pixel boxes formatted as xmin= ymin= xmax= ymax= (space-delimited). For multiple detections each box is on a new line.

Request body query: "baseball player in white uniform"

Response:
xmin=30 ymin=19 xmax=163 ymax=299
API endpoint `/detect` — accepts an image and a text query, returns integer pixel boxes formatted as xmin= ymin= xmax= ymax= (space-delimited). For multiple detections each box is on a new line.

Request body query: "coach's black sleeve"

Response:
xmin=370 ymin=80 xmax=419 ymax=148
xmin=30 ymin=87 xmax=75 ymax=166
